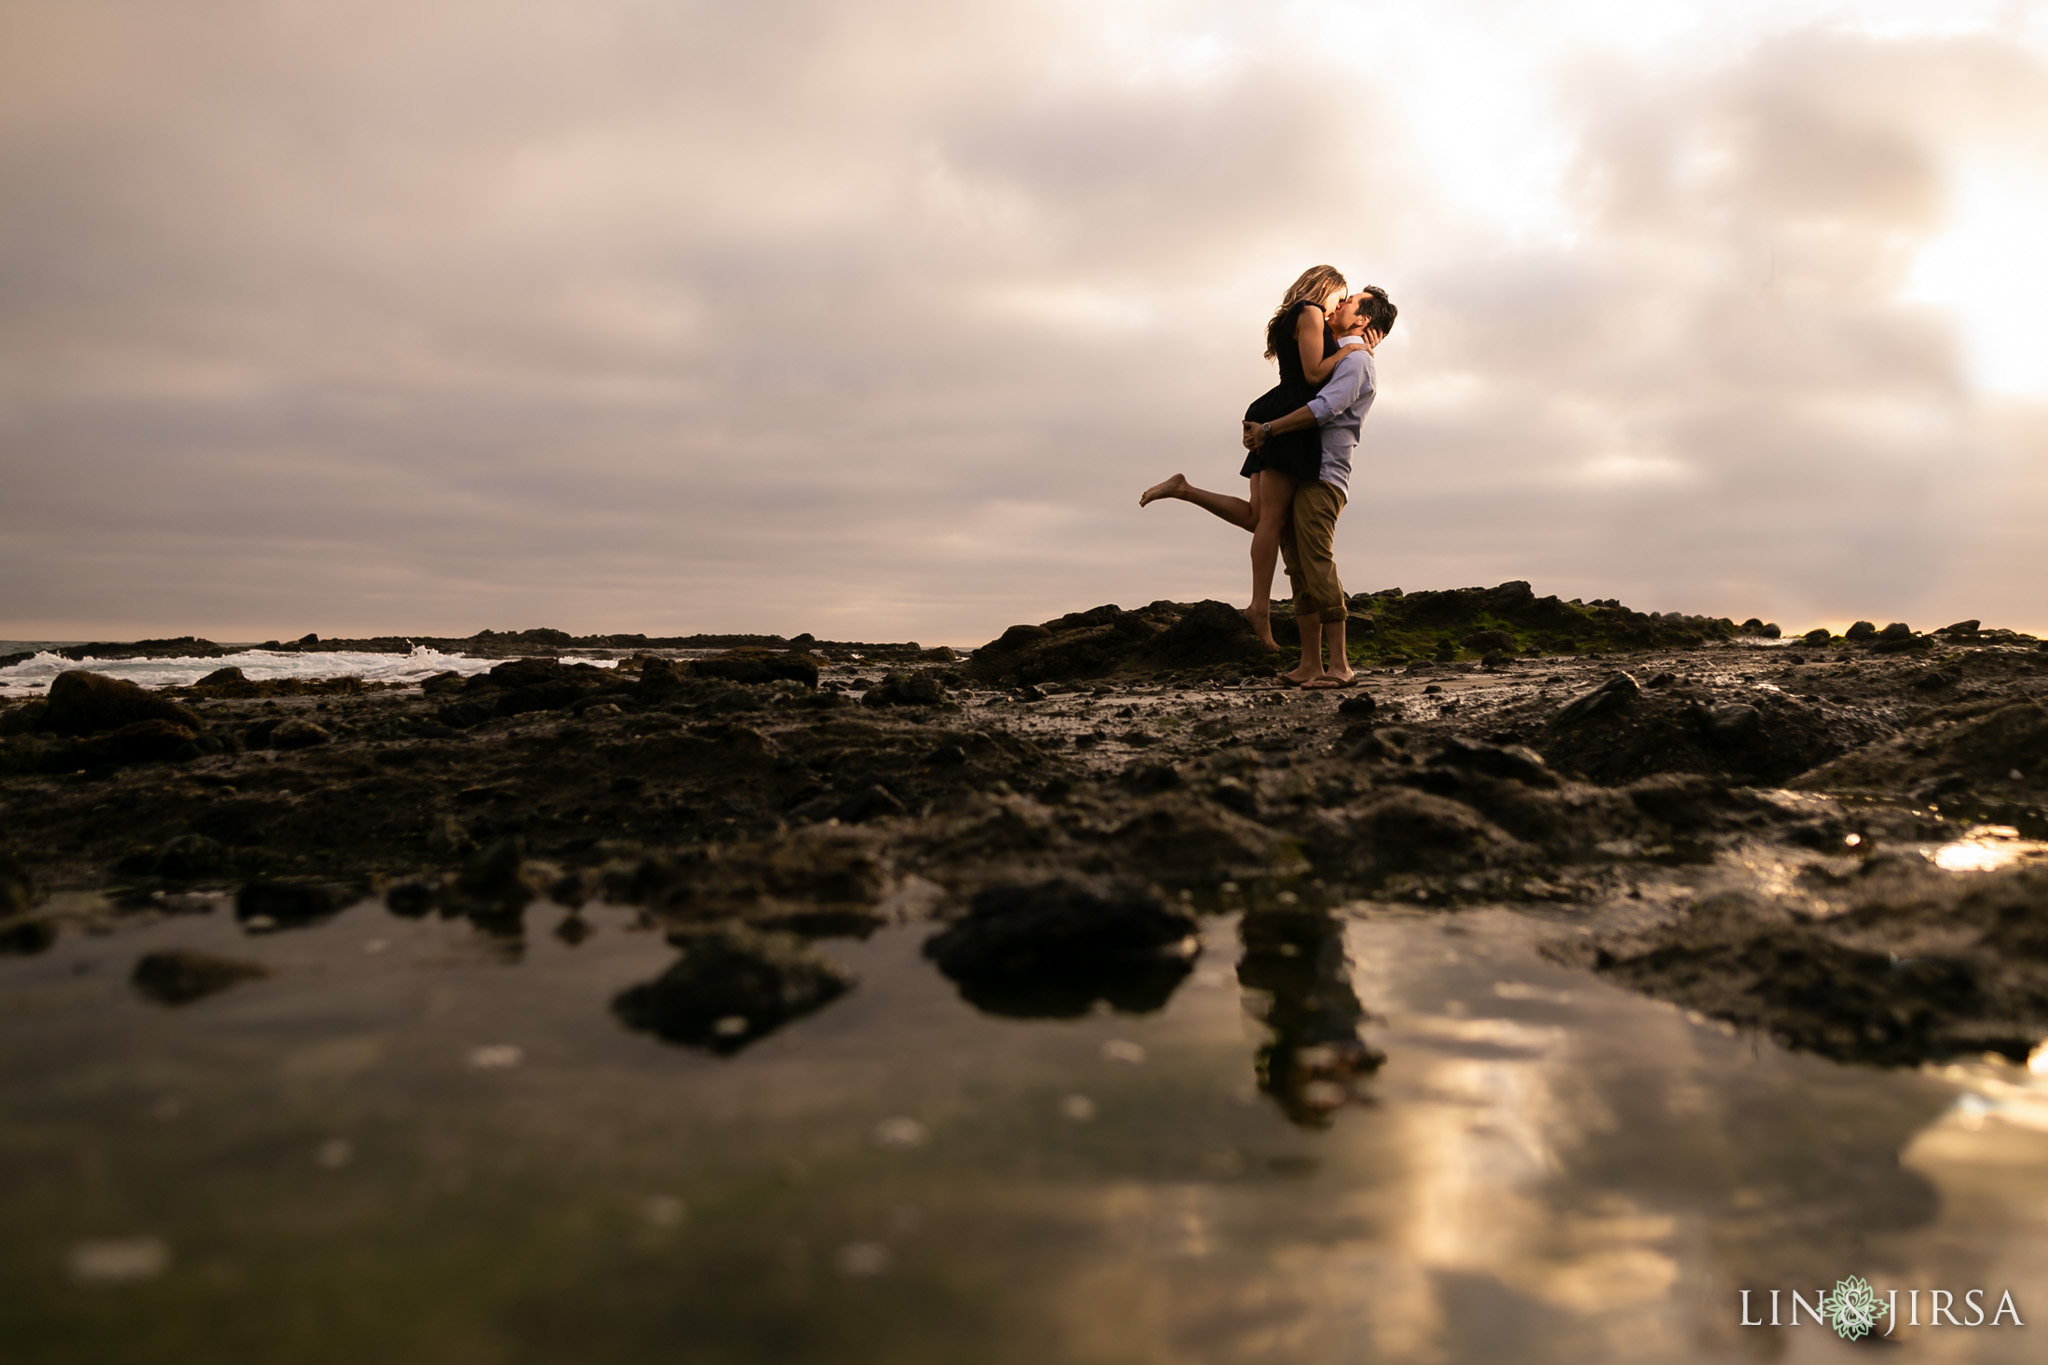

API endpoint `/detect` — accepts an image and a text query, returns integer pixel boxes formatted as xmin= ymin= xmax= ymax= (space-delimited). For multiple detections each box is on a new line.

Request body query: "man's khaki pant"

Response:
xmin=1278 ymin=480 xmax=1347 ymax=624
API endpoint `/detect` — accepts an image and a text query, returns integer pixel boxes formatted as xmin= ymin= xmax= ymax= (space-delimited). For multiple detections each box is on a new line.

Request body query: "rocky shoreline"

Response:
xmin=5 ymin=582 xmax=2048 ymax=1069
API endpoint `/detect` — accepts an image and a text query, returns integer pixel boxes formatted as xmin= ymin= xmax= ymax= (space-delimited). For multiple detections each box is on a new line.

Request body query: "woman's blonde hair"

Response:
xmin=1264 ymin=265 xmax=1348 ymax=359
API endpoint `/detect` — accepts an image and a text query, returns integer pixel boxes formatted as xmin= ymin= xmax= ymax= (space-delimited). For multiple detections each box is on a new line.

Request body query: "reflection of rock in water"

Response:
xmin=131 ymin=948 xmax=271 ymax=1005
xmin=1239 ymin=910 xmax=1383 ymax=1127
xmin=612 ymin=925 xmax=854 ymax=1055
xmin=923 ymin=876 xmax=1199 ymax=1019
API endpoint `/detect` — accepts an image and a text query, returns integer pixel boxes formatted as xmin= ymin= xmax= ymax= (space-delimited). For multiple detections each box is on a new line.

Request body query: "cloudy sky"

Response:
xmin=4 ymin=0 xmax=2047 ymax=645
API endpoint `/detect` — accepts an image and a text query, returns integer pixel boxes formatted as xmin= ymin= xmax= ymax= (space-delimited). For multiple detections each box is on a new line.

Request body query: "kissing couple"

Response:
xmin=1142 ymin=266 xmax=1396 ymax=689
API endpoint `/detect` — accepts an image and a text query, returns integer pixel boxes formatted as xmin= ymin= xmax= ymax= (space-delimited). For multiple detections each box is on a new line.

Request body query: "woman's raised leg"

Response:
xmin=1139 ymin=472 xmax=1256 ymax=530
xmin=1246 ymin=468 xmax=1297 ymax=652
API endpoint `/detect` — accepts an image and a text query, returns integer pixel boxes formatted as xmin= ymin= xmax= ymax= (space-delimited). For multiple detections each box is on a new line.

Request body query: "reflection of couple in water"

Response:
xmin=1142 ymin=266 xmax=1397 ymax=689
xmin=1238 ymin=907 xmax=1385 ymax=1127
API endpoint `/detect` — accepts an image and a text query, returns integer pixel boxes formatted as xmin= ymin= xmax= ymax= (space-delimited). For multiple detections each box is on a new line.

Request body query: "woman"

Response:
xmin=1140 ymin=265 xmax=1355 ymax=653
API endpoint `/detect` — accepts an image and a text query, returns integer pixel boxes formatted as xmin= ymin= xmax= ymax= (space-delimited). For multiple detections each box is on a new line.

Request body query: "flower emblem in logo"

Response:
xmin=1822 ymin=1275 xmax=1888 ymax=1341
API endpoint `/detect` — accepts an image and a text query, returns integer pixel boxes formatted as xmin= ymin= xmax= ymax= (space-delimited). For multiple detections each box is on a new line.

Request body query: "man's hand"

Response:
xmin=1242 ymin=420 xmax=1265 ymax=451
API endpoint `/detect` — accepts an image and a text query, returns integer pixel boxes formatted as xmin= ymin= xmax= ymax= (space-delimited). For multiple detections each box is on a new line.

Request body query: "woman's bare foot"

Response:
xmin=1242 ymin=604 xmax=1281 ymax=653
xmin=1139 ymin=473 xmax=1187 ymax=507
xmin=1303 ymin=666 xmax=1358 ymax=689
xmin=1279 ymin=663 xmax=1320 ymax=686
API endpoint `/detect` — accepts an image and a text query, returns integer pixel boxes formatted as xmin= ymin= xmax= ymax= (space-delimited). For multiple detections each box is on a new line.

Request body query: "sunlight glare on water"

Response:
xmin=1930 ymin=825 xmax=2046 ymax=873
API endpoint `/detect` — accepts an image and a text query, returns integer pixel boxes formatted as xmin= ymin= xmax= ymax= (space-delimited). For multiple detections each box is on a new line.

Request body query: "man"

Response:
xmin=1243 ymin=286 xmax=1396 ymax=688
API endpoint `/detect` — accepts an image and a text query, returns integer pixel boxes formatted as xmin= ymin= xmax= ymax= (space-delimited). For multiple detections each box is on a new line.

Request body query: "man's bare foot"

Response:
xmin=1280 ymin=664 xmax=1320 ymax=686
xmin=1303 ymin=668 xmax=1358 ymax=690
xmin=1242 ymin=604 xmax=1281 ymax=653
xmin=1139 ymin=473 xmax=1187 ymax=507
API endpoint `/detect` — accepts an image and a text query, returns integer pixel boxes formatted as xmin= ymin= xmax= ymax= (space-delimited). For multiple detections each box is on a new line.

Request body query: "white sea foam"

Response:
xmin=0 ymin=646 xmax=617 ymax=697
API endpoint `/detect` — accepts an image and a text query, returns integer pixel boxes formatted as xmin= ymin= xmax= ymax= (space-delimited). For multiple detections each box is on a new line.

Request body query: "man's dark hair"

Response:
xmin=1358 ymin=286 xmax=1397 ymax=339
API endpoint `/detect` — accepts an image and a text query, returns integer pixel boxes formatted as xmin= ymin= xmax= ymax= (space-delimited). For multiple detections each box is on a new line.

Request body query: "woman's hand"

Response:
xmin=1243 ymin=420 xmax=1266 ymax=450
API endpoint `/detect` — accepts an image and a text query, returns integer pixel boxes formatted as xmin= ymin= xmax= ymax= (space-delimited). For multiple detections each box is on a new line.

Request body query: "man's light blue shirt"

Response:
xmin=1304 ymin=346 xmax=1376 ymax=495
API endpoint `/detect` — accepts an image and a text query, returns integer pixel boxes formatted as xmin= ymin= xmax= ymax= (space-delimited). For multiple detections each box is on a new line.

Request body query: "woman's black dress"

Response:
xmin=1241 ymin=300 xmax=1337 ymax=483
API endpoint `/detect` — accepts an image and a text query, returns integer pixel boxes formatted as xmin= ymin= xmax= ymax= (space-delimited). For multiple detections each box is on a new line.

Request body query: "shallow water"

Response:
xmin=0 ymin=646 xmax=633 ymax=697
xmin=4 ymin=896 xmax=2046 ymax=1363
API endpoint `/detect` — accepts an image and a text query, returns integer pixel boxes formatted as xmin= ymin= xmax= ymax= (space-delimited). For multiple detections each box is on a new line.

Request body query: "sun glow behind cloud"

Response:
xmin=1907 ymin=156 xmax=2048 ymax=394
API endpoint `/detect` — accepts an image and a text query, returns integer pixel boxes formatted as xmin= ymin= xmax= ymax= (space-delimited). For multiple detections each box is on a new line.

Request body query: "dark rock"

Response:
xmin=1704 ymin=703 xmax=1762 ymax=745
xmin=1462 ymin=629 xmax=1514 ymax=653
xmin=1555 ymin=672 xmax=1640 ymax=726
xmin=1313 ymin=788 xmax=1521 ymax=878
xmin=692 ymin=649 xmax=821 ymax=689
xmin=2 ymin=851 xmax=48 ymax=952
xmin=54 ymin=636 xmax=225 ymax=663
xmin=420 ymin=670 xmax=467 ymax=695
xmin=833 ymin=784 xmax=908 ymax=823
xmin=1912 ymin=670 xmax=1960 ymax=691
xmin=1485 ymin=580 xmax=1536 ymax=613
xmin=1336 ymin=693 xmax=1377 ymax=716
xmin=153 ymin=833 xmax=230 ymax=880
xmin=1625 ymin=773 xmax=1740 ymax=832
xmin=1939 ymin=620 xmax=1982 ymax=637
xmin=132 ymin=949 xmax=270 ymax=1006
xmin=985 ymin=623 xmax=1050 ymax=653
xmin=435 ymin=701 xmax=494 ymax=729
xmin=971 ymin=614 xmax=1139 ymax=683
xmin=44 ymin=671 xmax=202 ymax=737
xmin=0 ymin=700 xmax=47 ymax=736
xmin=862 ymin=673 xmax=949 ymax=707
xmin=1799 ymin=698 xmax=2048 ymax=791
xmin=622 ymin=654 xmax=679 ymax=695
xmin=1844 ymin=621 xmax=1876 ymax=641
xmin=236 ymin=879 xmax=343 ymax=928
xmin=72 ymin=718 xmax=201 ymax=766
xmin=1872 ymin=629 xmax=1933 ymax=655
xmin=705 ymin=688 xmax=764 ymax=715
xmin=486 ymin=656 xmax=570 ymax=689
xmin=1740 ymin=618 xmax=1765 ymax=634
xmin=612 ymin=924 xmax=854 ymax=1053
xmin=496 ymin=680 xmax=595 ymax=716
xmin=1123 ymin=761 xmax=1183 ymax=793
xmin=1145 ymin=600 xmax=1270 ymax=669
xmin=923 ymin=876 xmax=1199 ymax=1018
xmin=195 ymin=666 xmax=247 ymax=687
xmin=454 ymin=838 xmax=535 ymax=920
xmin=0 ymin=916 xmax=55 ymax=955
xmin=270 ymin=717 xmax=331 ymax=750
xmin=385 ymin=878 xmax=441 ymax=917
xmin=1803 ymin=627 xmax=1832 ymax=644
xmin=1105 ymin=794 xmax=1286 ymax=877
xmin=925 ymin=743 xmax=968 ymax=766
xmin=1586 ymin=876 xmax=2047 ymax=1066
xmin=1543 ymin=682 xmax=1885 ymax=787
xmin=0 ymin=852 xmax=30 ymax=918
xmin=1759 ymin=623 xmax=1782 ymax=639
xmin=1432 ymin=737 xmax=1558 ymax=787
